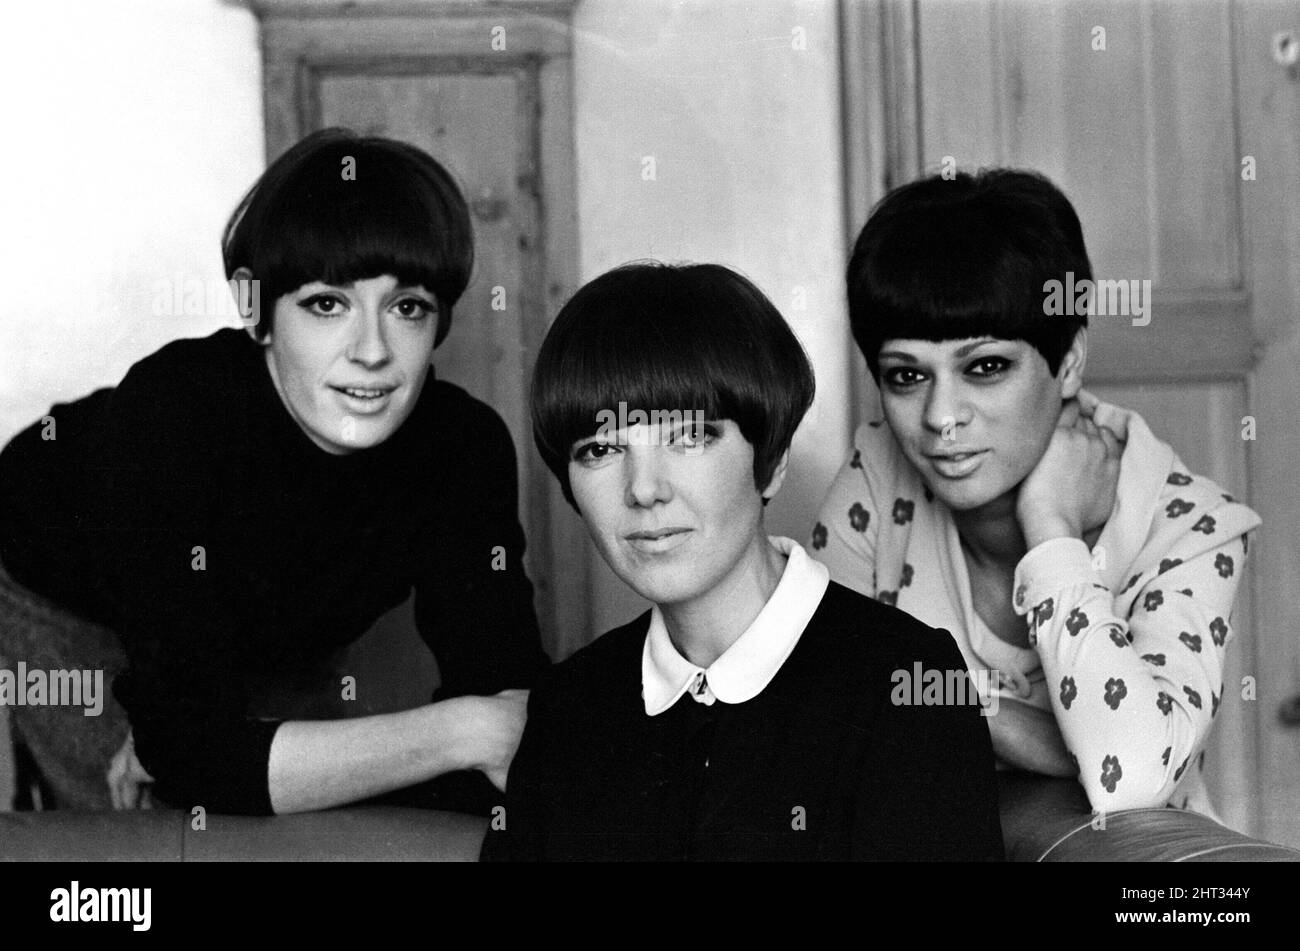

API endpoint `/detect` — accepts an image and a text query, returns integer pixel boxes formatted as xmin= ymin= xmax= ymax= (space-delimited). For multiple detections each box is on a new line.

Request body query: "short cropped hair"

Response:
xmin=846 ymin=168 xmax=1091 ymax=379
xmin=222 ymin=128 xmax=473 ymax=346
xmin=532 ymin=262 xmax=815 ymax=509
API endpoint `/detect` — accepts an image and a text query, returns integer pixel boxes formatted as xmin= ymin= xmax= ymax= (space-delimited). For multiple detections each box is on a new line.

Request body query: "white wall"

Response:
xmin=0 ymin=0 xmax=265 ymax=448
xmin=0 ymin=0 xmax=264 ymax=808
xmin=571 ymin=0 xmax=853 ymax=631
xmin=0 ymin=0 xmax=855 ymax=799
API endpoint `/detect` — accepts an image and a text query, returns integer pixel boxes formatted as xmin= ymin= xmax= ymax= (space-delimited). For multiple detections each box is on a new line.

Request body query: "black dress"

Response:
xmin=481 ymin=581 xmax=1004 ymax=861
xmin=0 ymin=329 xmax=549 ymax=814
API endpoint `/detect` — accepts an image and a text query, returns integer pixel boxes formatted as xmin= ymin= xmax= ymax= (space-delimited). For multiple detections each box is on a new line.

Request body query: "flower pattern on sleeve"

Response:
xmin=808 ymin=403 xmax=1260 ymax=816
xmin=1014 ymin=470 xmax=1260 ymax=811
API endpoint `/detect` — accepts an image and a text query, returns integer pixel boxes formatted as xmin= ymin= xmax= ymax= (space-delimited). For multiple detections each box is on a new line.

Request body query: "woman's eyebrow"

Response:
xmin=880 ymin=339 xmax=1001 ymax=363
xmin=392 ymin=285 xmax=437 ymax=299
xmin=952 ymin=338 xmax=1000 ymax=358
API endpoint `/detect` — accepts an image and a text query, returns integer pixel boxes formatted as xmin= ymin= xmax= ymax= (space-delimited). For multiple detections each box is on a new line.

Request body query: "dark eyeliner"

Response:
xmin=395 ymin=296 xmax=436 ymax=320
xmin=571 ymin=438 xmax=609 ymax=462
xmin=883 ymin=367 xmax=923 ymax=387
xmin=967 ymin=356 xmax=1011 ymax=377
xmin=299 ymin=292 xmax=344 ymax=312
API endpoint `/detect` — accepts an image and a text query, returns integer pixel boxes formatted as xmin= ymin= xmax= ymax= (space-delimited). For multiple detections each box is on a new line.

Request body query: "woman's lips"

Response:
xmin=331 ymin=384 xmax=395 ymax=415
xmin=927 ymin=449 xmax=988 ymax=479
xmin=624 ymin=528 xmax=693 ymax=554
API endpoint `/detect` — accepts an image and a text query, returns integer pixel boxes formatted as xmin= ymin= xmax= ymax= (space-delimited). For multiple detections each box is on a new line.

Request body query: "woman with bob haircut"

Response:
xmin=812 ymin=168 xmax=1261 ymax=816
xmin=0 ymin=128 xmax=548 ymax=814
xmin=481 ymin=261 xmax=1004 ymax=861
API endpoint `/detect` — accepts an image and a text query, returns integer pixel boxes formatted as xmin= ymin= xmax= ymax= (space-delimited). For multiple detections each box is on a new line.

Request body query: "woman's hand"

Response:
xmin=1016 ymin=398 xmax=1123 ymax=549
xmin=106 ymin=730 xmax=155 ymax=809
xmin=462 ymin=689 xmax=530 ymax=792
xmin=985 ymin=698 xmax=1078 ymax=777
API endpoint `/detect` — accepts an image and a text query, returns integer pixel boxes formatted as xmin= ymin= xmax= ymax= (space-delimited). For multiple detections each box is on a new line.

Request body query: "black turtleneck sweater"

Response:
xmin=0 ymin=329 xmax=549 ymax=814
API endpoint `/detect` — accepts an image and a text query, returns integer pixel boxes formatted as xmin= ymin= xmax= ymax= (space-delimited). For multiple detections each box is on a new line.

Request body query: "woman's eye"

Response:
xmin=670 ymin=422 xmax=718 ymax=449
xmin=883 ymin=367 xmax=923 ymax=388
xmin=671 ymin=424 xmax=701 ymax=447
xmin=573 ymin=441 xmax=619 ymax=465
xmin=394 ymin=298 xmax=436 ymax=321
xmin=300 ymin=294 xmax=346 ymax=317
xmin=967 ymin=357 xmax=1011 ymax=378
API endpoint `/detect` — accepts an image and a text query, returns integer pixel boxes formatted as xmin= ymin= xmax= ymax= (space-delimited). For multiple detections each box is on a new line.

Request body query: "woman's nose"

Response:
xmin=623 ymin=445 xmax=672 ymax=508
xmin=348 ymin=311 xmax=391 ymax=367
xmin=923 ymin=377 xmax=968 ymax=437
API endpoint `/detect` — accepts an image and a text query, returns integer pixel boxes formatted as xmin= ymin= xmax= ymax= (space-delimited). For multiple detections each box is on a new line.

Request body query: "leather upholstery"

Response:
xmin=998 ymin=772 xmax=1300 ymax=861
xmin=3 ymin=776 xmax=1297 ymax=861
xmin=0 ymin=806 xmax=486 ymax=862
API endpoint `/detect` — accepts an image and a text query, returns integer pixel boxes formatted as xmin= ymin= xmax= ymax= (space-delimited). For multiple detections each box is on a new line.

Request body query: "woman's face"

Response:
xmin=257 ymin=274 xmax=439 ymax=454
xmin=876 ymin=336 xmax=1080 ymax=512
xmin=568 ymin=418 xmax=784 ymax=608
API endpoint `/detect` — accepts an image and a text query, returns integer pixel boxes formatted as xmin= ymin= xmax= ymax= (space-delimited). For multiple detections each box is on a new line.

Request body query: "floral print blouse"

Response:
xmin=809 ymin=391 xmax=1261 ymax=815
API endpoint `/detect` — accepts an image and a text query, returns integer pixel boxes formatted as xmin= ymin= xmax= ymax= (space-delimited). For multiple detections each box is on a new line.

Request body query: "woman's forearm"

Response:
xmin=267 ymin=698 xmax=478 ymax=814
xmin=986 ymin=698 xmax=1078 ymax=777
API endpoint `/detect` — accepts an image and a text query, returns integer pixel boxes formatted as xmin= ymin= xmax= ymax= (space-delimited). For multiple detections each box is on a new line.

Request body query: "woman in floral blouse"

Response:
xmin=811 ymin=168 xmax=1260 ymax=815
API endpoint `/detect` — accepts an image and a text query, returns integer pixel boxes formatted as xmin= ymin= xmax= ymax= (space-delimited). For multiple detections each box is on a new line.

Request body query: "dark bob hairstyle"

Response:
xmin=222 ymin=128 xmax=473 ymax=347
xmin=532 ymin=262 xmax=815 ymax=509
xmin=847 ymin=168 xmax=1091 ymax=380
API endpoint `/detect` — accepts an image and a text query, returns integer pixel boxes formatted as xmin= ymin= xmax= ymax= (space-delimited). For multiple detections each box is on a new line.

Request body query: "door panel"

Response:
xmin=319 ymin=71 xmax=539 ymax=535
xmin=865 ymin=0 xmax=1300 ymax=842
xmin=916 ymin=0 xmax=1249 ymax=385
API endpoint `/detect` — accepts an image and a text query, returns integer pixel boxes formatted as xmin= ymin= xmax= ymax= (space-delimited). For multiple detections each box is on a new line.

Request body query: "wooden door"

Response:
xmin=316 ymin=71 xmax=540 ymax=532
xmin=844 ymin=0 xmax=1300 ymax=844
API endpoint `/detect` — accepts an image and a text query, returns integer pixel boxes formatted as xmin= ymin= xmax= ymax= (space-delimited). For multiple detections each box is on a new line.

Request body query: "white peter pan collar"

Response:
xmin=641 ymin=536 xmax=830 ymax=716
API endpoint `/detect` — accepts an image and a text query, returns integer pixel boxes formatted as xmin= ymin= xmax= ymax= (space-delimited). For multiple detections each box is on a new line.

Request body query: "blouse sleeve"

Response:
xmin=808 ymin=443 xmax=880 ymax=599
xmin=1012 ymin=496 xmax=1258 ymax=812
xmin=106 ymin=356 xmax=282 ymax=816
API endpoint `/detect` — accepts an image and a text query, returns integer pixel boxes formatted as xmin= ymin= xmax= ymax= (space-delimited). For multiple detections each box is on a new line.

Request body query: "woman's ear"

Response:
xmin=761 ymin=449 xmax=791 ymax=501
xmin=229 ymin=267 xmax=266 ymax=344
xmin=1058 ymin=327 xmax=1087 ymax=399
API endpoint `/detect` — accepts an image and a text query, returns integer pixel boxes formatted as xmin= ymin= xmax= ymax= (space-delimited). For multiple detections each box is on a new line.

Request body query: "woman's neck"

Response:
xmin=952 ymin=491 xmax=1028 ymax=570
xmin=660 ymin=534 xmax=787 ymax=669
xmin=954 ymin=489 xmax=1102 ymax=570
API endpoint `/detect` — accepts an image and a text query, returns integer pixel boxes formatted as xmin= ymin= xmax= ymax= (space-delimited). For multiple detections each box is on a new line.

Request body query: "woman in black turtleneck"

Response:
xmin=0 ymin=130 xmax=548 ymax=815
